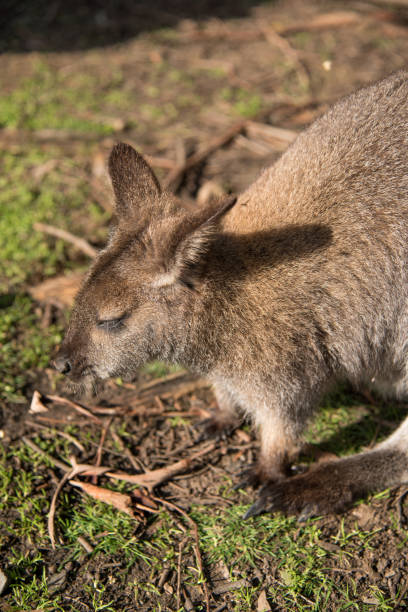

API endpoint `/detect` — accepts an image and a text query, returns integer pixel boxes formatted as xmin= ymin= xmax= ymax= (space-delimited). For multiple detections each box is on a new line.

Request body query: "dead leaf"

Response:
xmin=108 ymin=443 xmax=216 ymax=491
xmin=70 ymin=480 xmax=137 ymax=517
xmin=48 ymin=458 xmax=112 ymax=548
xmin=235 ymin=429 xmax=252 ymax=443
xmin=257 ymin=589 xmax=271 ymax=612
xmin=351 ymin=504 xmax=375 ymax=529
xmin=29 ymin=390 xmax=48 ymax=414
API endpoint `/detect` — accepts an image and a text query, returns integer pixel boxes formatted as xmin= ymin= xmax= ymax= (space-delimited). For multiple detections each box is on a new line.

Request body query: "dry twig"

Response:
xmin=163 ymin=121 xmax=246 ymax=192
xmin=138 ymin=370 xmax=189 ymax=393
xmin=34 ymin=222 xmax=97 ymax=258
xmin=29 ymin=390 xmax=49 ymax=414
xmin=21 ymin=436 xmax=70 ymax=473
xmin=179 ymin=11 xmax=361 ymax=42
xmin=92 ymin=417 xmax=114 ymax=484
xmin=46 ymin=394 xmax=102 ymax=423
xmin=48 ymin=458 xmax=112 ymax=548
xmin=364 ymin=0 xmax=408 ymax=7
xmin=78 ymin=535 xmax=94 ymax=554
xmin=109 ymin=429 xmax=144 ymax=472
xmin=108 ymin=442 xmax=216 ymax=490
xmin=176 ymin=540 xmax=183 ymax=610
xmin=26 ymin=420 xmax=86 ymax=452
xmin=245 ymin=121 xmax=297 ymax=149
xmin=152 ymin=496 xmax=211 ymax=612
xmin=260 ymin=26 xmax=310 ymax=90
xmin=28 ymin=272 xmax=83 ymax=308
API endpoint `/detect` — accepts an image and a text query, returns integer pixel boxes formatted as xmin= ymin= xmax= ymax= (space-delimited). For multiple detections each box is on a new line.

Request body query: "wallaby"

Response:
xmin=54 ymin=71 xmax=408 ymax=519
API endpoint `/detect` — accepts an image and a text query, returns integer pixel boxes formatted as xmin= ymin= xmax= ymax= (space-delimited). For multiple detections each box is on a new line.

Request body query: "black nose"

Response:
xmin=53 ymin=356 xmax=72 ymax=375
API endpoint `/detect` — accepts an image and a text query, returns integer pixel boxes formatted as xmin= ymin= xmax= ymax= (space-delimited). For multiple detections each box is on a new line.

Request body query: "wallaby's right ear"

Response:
xmin=108 ymin=143 xmax=161 ymax=217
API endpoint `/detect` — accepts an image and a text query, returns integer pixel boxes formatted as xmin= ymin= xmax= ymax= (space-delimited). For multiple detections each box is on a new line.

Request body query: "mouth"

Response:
xmin=65 ymin=376 xmax=101 ymax=400
xmin=65 ymin=369 xmax=100 ymax=398
xmin=62 ymin=363 xmax=123 ymax=398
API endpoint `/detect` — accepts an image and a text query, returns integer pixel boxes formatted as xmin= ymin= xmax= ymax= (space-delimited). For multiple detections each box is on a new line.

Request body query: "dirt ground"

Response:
xmin=2 ymin=1 xmax=408 ymax=610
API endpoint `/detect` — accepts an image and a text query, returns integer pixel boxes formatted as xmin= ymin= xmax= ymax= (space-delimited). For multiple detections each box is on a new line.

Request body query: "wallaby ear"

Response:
xmin=108 ymin=142 xmax=161 ymax=217
xmin=154 ymin=195 xmax=237 ymax=288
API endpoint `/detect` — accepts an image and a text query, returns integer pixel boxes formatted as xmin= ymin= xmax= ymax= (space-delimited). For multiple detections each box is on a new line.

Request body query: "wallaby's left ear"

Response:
xmin=154 ymin=195 xmax=237 ymax=288
xmin=109 ymin=142 xmax=161 ymax=217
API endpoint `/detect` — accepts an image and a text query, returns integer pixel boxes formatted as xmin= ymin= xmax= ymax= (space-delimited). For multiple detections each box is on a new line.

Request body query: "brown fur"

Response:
xmin=55 ymin=71 xmax=408 ymax=517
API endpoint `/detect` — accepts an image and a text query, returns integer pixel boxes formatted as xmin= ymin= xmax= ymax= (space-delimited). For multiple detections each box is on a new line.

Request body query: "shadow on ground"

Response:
xmin=3 ymin=0 xmax=272 ymax=53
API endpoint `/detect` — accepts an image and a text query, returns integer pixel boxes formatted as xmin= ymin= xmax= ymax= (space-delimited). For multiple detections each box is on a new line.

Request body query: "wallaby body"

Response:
xmin=55 ymin=71 xmax=408 ymax=517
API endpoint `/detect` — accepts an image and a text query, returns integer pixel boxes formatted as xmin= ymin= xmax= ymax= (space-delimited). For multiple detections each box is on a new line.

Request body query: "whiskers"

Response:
xmin=65 ymin=374 xmax=101 ymax=399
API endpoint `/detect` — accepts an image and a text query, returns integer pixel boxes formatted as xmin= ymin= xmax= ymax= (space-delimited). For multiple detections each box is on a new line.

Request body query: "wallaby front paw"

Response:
xmin=234 ymin=462 xmax=287 ymax=490
xmin=243 ymin=461 xmax=354 ymax=520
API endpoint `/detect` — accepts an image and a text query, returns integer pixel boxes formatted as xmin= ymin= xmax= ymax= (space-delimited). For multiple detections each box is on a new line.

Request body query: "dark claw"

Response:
xmin=243 ymin=498 xmax=264 ymax=519
xmin=297 ymin=504 xmax=318 ymax=523
xmin=233 ymin=465 xmax=263 ymax=490
xmin=233 ymin=479 xmax=249 ymax=491
xmin=243 ymin=485 xmax=286 ymax=518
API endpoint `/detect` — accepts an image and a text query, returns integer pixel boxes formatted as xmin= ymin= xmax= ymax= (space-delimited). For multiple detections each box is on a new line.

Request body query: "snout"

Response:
xmin=52 ymin=344 xmax=97 ymax=384
xmin=53 ymin=354 xmax=72 ymax=375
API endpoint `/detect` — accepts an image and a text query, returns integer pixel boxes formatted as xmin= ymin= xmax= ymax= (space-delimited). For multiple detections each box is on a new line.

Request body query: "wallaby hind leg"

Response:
xmin=235 ymin=403 xmax=304 ymax=489
xmin=195 ymin=382 xmax=242 ymax=441
xmin=244 ymin=415 xmax=408 ymax=520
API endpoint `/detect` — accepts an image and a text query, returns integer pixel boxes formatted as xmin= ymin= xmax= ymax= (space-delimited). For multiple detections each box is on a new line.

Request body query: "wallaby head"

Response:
xmin=54 ymin=143 xmax=236 ymax=393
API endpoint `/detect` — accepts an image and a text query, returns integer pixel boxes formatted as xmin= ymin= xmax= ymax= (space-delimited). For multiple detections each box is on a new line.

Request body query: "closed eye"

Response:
xmin=97 ymin=315 xmax=126 ymax=332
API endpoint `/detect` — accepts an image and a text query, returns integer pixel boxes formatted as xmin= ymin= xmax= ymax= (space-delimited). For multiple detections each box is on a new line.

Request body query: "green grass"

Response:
xmin=140 ymin=361 xmax=184 ymax=379
xmin=0 ymin=149 xmax=95 ymax=290
xmin=0 ymin=63 xmax=115 ymax=134
xmin=1 ymin=398 xmax=407 ymax=611
xmin=192 ymin=504 xmax=336 ymax=609
xmin=6 ymin=552 xmax=63 ymax=612
xmin=220 ymin=86 xmax=264 ymax=118
xmin=0 ymin=295 xmax=62 ymax=401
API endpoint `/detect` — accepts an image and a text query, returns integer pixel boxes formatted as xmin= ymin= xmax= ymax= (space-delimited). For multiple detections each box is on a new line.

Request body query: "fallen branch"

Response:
xmin=161 ymin=379 xmax=211 ymax=401
xmin=364 ymin=0 xmax=408 ymax=7
xmin=138 ymin=370 xmax=189 ymax=393
xmin=145 ymin=154 xmax=178 ymax=170
xmin=108 ymin=442 xmax=216 ymax=491
xmin=245 ymin=121 xmax=298 ymax=149
xmin=34 ymin=222 xmax=97 ymax=258
xmin=48 ymin=458 xmax=111 ymax=548
xmin=279 ymin=11 xmax=362 ymax=35
xmin=179 ymin=11 xmax=361 ymax=43
xmin=46 ymin=394 xmax=102 ymax=423
xmin=260 ymin=26 xmax=310 ymax=90
xmin=163 ymin=121 xmax=246 ymax=192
